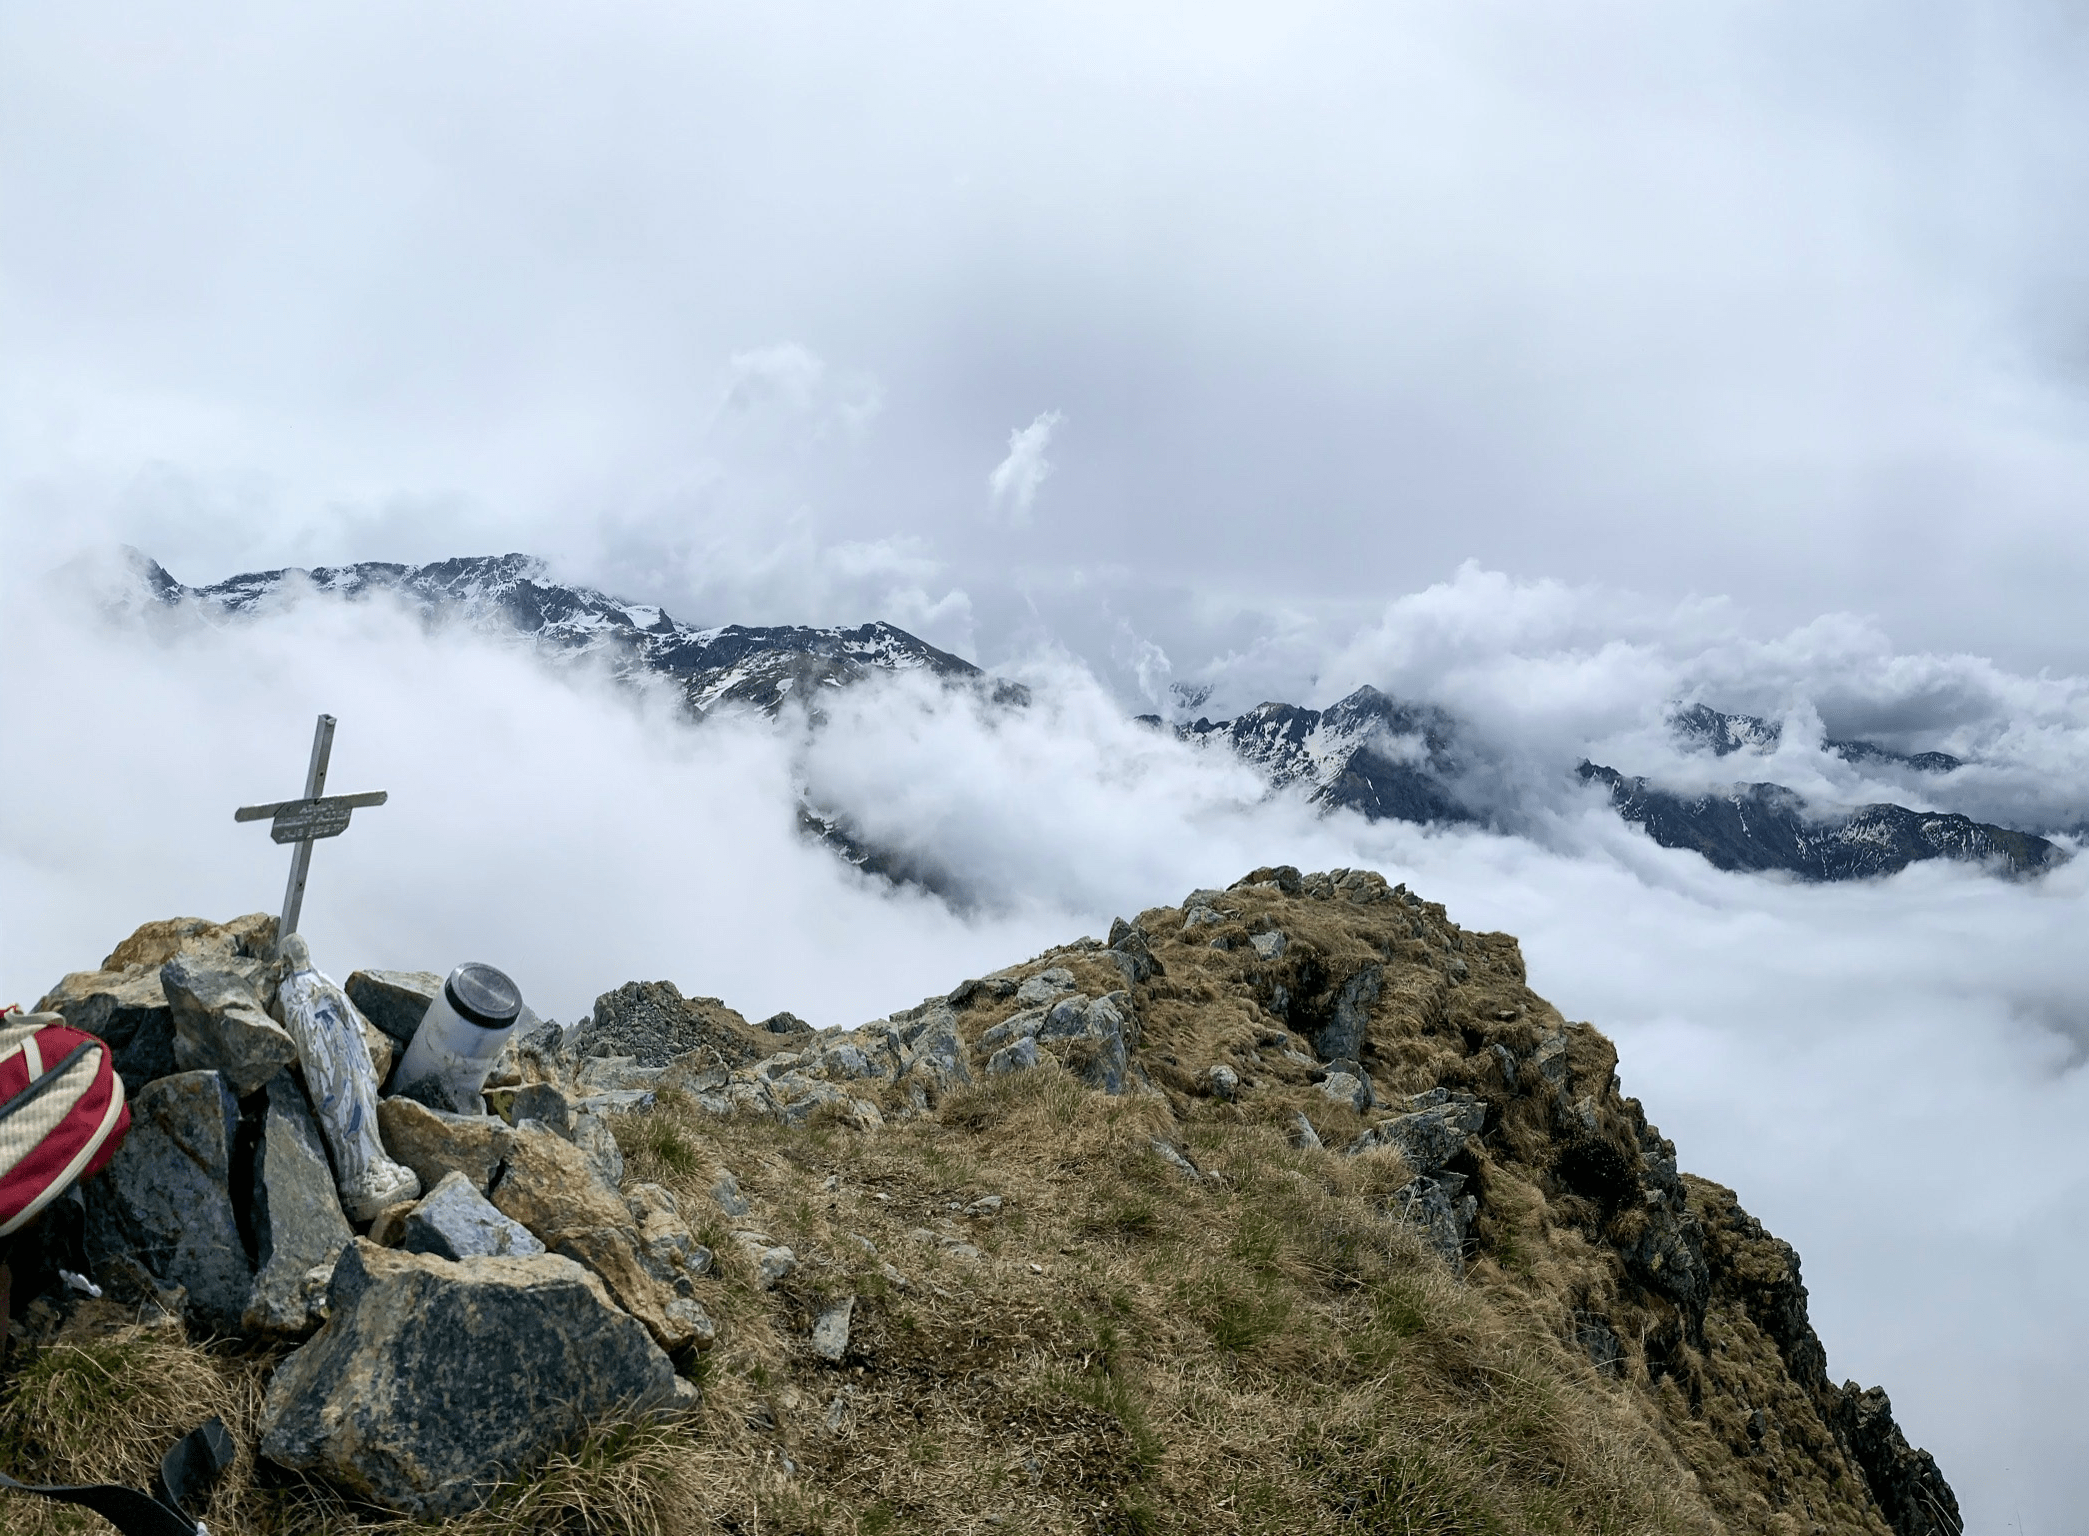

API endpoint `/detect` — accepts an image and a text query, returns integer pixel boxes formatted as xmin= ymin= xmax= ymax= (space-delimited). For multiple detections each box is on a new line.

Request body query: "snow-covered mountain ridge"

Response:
xmin=122 ymin=551 xmax=2064 ymax=883
xmin=135 ymin=550 xmax=1016 ymax=718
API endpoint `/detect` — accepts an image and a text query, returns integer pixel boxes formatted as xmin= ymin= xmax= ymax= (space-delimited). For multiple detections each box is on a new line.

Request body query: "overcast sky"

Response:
xmin=6 ymin=4 xmax=2089 ymax=1528
xmin=8 ymin=1 xmax=2089 ymax=693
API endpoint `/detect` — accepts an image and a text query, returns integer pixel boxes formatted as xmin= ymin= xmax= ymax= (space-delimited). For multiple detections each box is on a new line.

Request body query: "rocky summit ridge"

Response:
xmin=118 ymin=550 xmax=2062 ymax=884
xmin=6 ymin=870 xmax=1959 ymax=1535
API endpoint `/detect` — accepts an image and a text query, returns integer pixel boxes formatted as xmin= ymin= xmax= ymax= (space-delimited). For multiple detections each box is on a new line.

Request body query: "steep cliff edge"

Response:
xmin=2 ymin=871 xmax=1959 ymax=1535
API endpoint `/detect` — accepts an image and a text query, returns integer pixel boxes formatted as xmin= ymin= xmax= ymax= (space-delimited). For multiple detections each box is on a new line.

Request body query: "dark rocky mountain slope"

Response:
xmin=1158 ymin=685 xmax=1479 ymax=826
xmin=1171 ymin=689 xmax=2058 ymax=883
xmin=1670 ymin=704 xmax=1964 ymax=774
xmin=1578 ymin=763 xmax=2061 ymax=880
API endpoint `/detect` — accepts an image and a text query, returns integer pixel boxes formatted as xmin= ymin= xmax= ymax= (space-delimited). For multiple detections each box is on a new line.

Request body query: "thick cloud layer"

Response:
xmin=3 ymin=582 xmax=2087 ymax=1529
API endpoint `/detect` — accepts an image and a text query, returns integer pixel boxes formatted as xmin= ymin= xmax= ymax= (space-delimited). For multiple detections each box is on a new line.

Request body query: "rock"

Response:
xmin=1249 ymin=930 xmax=1288 ymax=961
xmin=712 ymin=1169 xmax=752 ymax=1216
xmin=759 ymin=1011 xmax=809 ymax=1033
xmin=1036 ymin=991 xmax=1135 ymax=1093
xmin=488 ymin=1121 xmax=630 ymax=1237
xmin=497 ymin=1081 xmax=574 ymax=1134
xmin=802 ymin=1034 xmax=898 ymax=1082
xmin=161 ymin=954 xmax=301 ymax=1094
xmin=244 ymin=1072 xmax=355 ymax=1336
xmin=359 ymin=1012 xmax=394 ymax=1086
xmin=1206 ymin=1064 xmax=1240 ymax=1100
xmin=1233 ymin=865 xmax=1304 ymax=895
xmin=626 ymin=1185 xmax=714 ymax=1293
xmin=507 ymin=1018 xmax=575 ymax=1086
xmin=1149 ymin=1139 xmax=1201 ymax=1180
xmin=1105 ymin=922 xmax=1164 ymax=986
xmin=1829 ymin=1382 xmax=1964 ymax=1536
xmin=811 ymin=1295 xmax=856 ymax=1363
xmin=103 ymin=913 xmax=277 ymax=972
xmin=965 ymin=1195 xmax=1004 ymax=1218
xmin=34 ymin=965 xmax=177 ymax=1085
xmin=1392 ymin=1172 xmax=1478 ymax=1271
xmin=367 ymin=1201 xmax=415 ymax=1248
xmin=1305 ymin=964 xmax=1382 ymax=1065
xmin=1347 ymin=1091 xmax=1486 ymax=1173
xmin=45 ymin=916 xmax=283 ymax=1089
xmin=1289 ymin=1111 xmax=1324 ymax=1151
xmin=486 ymin=1123 xmax=703 ymax=1353
xmin=547 ymin=1224 xmax=711 ymax=1353
xmin=667 ymin=1296 xmax=718 ymax=1348
xmin=577 ymin=981 xmax=798 ymax=1069
xmin=258 ymin=1240 xmax=686 ymax=1517
xmin=343 ymin=969 xmax=442 ymax=1046
xmin=987 ymin=1037 xmax=1041 ymax=1076
xmin=1320 ymin=1071 xmax=1371 ymax=1113
xmin=977 ymin=1008 xmax=1046 ymax=1051
xmin=376 ymin=1096 xmax=516 ymax=1194
xmin=733 ymin=1233 xmax=797 ymax=1289
xmin=402 ymin=1171 xmax=546 ymax=1260
xmin=894 ymin=999 xmax=971 ymax=1099
xmin=954 ymin=976 xmax=1019 ymax=1005
xmin=1531 ymin=1032 xmax=1571 ymax=1094
xmin=569 ymin=1107 xmax=626 ymax=1188
xmin=1490 ymin=1042 xmax=1519 ymax=1088
xmin=576 ymin=1054 xmax=666 ymax=1093
xmin=83 ymin=1071 xmax=252 ymax=1332
xmin=761 ymin=1071 xmax=885 ymax=1130
xmin=1013 ymin=967 xmax=1077 ymax=1006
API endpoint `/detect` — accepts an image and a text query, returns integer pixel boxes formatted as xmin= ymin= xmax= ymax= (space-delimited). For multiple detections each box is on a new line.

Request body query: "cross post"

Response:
xmin=235 ymin=714 xmax=388 ymax=949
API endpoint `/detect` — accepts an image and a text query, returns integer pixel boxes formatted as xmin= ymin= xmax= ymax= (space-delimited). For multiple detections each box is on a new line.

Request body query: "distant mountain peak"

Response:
xmin=134 ymin=552 xmax=1023 ymax=719
xmin=1668 ymin=701 xmax=1963 ymax=775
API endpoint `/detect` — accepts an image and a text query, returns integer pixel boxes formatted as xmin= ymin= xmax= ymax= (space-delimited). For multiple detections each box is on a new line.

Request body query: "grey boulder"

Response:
xmin=987 ymin=1036 xmax=1041 ymax=1076
xmin=1320 ymin=1070 xmax=1373 ymax=1113
xmin=161 ymin=953 xmax=299 ymax=1095
xmin=244 ymin=1072 xmax=355 ymax=1336
xmin=1347 ymin=1089 xmax=1486 ymax=1173
xmin=83 ymin=1071 xmax=253 ymax=1332
xmin=403 ymin=1170 xmax=546 ymax=1260
xmin=1036 ymin=991 xmax=1135 ymax=1094
xmin=34 ymin=965 xmax=177 ymax=1086
xmin=893 ymin=999 xmax=971 ymax=1100
xmin=258 ymin=1240 xmax=690 ymax=1517
xmin=343 ymin=969 xmax=441 ymax=1046
xmin=1013 ymin=966 xmax=1077 ymax=1005
xmin=811 ymin=1295 xmax=855 ymax=1363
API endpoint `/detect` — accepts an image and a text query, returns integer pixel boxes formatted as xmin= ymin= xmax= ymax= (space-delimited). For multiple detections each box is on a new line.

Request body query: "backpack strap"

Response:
xmin=0 ymin=1417 xmax=233 ymax=1536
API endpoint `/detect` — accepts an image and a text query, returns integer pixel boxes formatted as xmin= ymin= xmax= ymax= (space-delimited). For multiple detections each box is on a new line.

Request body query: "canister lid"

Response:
xmin=445 ymin=963 xmax=523 ymax=1029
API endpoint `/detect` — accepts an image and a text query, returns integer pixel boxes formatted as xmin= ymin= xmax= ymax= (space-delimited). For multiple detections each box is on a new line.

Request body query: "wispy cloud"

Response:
xmin=986 ymin=410 xmax=1063 ymax=526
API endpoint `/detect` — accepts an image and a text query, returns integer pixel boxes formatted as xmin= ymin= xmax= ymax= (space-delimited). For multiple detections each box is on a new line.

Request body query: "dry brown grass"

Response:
xmin=2 ymin=873 xmax=1902 ymax=1534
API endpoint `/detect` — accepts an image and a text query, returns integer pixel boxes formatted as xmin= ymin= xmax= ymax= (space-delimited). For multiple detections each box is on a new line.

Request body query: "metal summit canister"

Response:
xmin=392 ymin=962 xmax=524 ymax=1116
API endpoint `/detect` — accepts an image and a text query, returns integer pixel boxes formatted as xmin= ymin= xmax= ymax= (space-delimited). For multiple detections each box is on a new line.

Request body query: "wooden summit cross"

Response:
xmin=235 ymin=714 xmax=387 ymax=945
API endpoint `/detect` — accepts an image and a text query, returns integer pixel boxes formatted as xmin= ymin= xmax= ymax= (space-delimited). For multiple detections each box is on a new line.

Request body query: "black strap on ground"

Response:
xmin=0 ymin=1416 xmax=234 ymax=1535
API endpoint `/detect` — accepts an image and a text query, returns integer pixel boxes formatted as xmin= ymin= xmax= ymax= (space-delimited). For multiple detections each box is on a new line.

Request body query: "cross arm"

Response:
xmin=234 ymin=790 xmax=389 ymax=822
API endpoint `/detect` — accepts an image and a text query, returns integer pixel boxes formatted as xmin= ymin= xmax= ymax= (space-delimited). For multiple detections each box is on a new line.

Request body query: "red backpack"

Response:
xmin=0 ymin=1007 xmax=131 ymax=1236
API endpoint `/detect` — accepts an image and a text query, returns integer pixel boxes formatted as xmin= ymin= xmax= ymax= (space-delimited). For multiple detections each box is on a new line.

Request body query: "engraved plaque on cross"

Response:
xmin=235 ymin=714 xmax=388 ymax=946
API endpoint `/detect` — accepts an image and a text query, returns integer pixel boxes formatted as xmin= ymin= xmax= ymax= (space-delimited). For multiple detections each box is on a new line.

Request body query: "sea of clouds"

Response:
xmin=3 ymin=568 xmax=2086 ymax=1531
